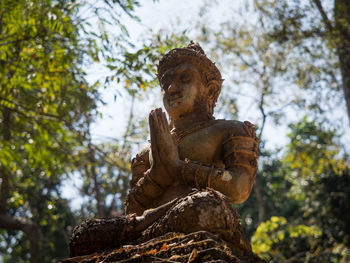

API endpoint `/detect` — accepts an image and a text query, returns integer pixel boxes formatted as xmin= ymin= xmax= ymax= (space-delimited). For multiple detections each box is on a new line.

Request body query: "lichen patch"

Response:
xmin=221 ymin=171 xmax=232 ymax=181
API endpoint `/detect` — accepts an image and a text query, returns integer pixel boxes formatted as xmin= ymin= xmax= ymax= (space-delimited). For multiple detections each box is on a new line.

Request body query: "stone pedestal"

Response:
xmin=62 ymin=231 xmax=264 ymax=263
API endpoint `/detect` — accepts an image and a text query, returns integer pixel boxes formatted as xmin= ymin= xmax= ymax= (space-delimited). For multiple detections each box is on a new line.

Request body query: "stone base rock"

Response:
xmin=61 ymin=231 xmax=264 ymax=263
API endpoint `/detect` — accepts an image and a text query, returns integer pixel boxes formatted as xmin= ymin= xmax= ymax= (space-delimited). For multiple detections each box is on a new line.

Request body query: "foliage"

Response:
xmin=77 ymin=137 xmax=133 ymax=218
xmin=238 ymin=153 xmax=300 ymax=238
xmin=106 ymin=32 xmax=190 ymax=96
xmin=0 ymin=0 xmax=95 ymax=261
xmin=0 ymin=0 xmax=163 ymax=261
xmin=0 ymin=0 xmax=189 ymax=260
xmin=195 ymin=2 xmax=350 ymax=260
xmin=252 ymin=216 xmax=322 ymax=261
xmin=253 ymin=0 xmax=350 ymax=121
xmin=197 ymin=0 xmax=350 ymax=136
xmin=249 ymin=118 xmax=350 ymax=262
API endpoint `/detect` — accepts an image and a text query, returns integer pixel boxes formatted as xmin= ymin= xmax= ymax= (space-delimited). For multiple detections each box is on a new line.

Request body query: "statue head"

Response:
xmin=157 ymin=41 xmax=223 ymax=120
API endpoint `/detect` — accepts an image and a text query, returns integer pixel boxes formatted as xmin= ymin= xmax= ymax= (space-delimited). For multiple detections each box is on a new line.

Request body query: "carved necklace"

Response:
xmin=171 ymin=118 xmax=216 ymax=144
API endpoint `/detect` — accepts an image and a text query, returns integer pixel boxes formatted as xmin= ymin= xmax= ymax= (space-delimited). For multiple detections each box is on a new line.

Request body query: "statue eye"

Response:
xmin=180 ymin=73 xmax=191 ymax=83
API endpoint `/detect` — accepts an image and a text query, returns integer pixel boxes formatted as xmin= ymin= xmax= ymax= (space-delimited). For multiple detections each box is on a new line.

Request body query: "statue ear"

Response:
xmin=206 ymin=80 xmax=221 ymax=100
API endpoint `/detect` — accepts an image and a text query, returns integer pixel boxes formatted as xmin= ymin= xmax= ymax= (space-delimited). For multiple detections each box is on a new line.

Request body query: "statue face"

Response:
xmin=160 ymin=63 xmax=204 ymax=120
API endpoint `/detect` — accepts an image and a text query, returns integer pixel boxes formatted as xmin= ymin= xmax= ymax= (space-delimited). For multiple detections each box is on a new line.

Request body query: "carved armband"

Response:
xmin=222 ymin=128 xmax=259 ymax=175
xmin=181 ymin=158 xmax=215 ymax=190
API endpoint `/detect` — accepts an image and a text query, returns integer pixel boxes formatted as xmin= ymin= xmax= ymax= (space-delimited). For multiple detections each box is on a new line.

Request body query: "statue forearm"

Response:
xmin=127 ymin=142 xmax=178 ymax=215
xmin=180 ymin=129 xmax=259 ymax=203
xmin=179 ymin=159 xmax=256 ymax=203
xmin=127 ymin=147 xmax=163 ymax=215
xmin=126 ymin=168 xmax=169 ymax=215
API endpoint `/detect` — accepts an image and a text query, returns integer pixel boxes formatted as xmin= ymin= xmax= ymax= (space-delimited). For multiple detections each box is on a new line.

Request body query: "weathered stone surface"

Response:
xmin=69 ymin=199 xmax=179 ymax=257
xmin=62 ymin=231 xmax=264 ymax=263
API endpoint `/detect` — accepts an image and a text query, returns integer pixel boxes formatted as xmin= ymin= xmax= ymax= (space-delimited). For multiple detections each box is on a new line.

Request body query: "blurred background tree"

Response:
xmin=0 ymin=0 xmax=349 ymax=262
xmin=0 ymin=0 xmax=161 ymax=261
xmin=194 ymin=0 xmax=350 ymax=261
xmin=0 ymin=0 xmax=98 ymax=261
xmin=250 ymin=119 xmax=350 ymax=262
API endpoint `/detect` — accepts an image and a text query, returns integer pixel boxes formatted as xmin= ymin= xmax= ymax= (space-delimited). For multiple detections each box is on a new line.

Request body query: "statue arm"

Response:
xmin=126 ymin=110 xmax=177 ymax=215
xmin=180 ymin=121 xmax=259 ymax=204
xmin=126 ymin=146 xmax=171 ymax=215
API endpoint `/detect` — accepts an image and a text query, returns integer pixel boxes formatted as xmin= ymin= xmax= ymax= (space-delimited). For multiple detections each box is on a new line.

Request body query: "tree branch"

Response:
xmin=312 ymin=0 xmax=334 ymax=32
xmin=0 ymin=97 xmax=62 ymax=121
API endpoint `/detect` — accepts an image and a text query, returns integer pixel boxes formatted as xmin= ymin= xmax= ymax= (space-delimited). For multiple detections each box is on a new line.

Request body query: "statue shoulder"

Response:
xmin=213 ymin=119 xmax=258 ymax=139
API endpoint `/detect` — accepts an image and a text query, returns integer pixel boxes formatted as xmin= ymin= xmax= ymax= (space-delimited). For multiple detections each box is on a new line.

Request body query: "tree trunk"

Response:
xmin=254 ymin=175 xmax=266 ymax=223
xmin=0 ymin=107 xmax=11 ymax=213
xmin=88 ymin=145 xmax=104 ymax=218
xmin=0 ymin=107 xmax=41 ymax=262
xmin=334 ymin=0 xmax=350 ymax=122
xmin=339 ymin=51 xmax=350 ymax=123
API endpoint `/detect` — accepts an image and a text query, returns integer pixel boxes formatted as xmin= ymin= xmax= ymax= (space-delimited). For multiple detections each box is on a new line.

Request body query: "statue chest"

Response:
xmin=176 ymin=125 xmax=225 ymax=167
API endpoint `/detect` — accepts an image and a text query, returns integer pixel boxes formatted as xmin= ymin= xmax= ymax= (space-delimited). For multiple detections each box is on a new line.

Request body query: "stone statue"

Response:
xmin=69 ymin=41 xmax=259 ymax=260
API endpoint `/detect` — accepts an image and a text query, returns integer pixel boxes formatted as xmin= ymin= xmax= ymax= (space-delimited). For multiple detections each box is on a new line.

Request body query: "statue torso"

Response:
xmin=177 ymin=119 xmax=229 ymax=167
xmin=151 ymin=119 xmax=243 ymax=207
